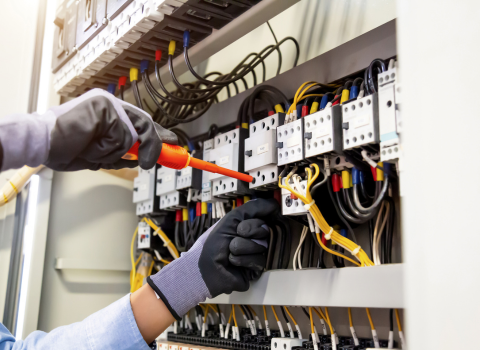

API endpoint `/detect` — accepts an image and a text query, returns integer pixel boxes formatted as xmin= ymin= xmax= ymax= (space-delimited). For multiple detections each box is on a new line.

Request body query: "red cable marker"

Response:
xmin=123 ymin=142 xmax=253 ymax=183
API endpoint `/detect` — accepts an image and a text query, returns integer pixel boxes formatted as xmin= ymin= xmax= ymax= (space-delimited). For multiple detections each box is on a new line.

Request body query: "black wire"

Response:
xmin=389 ymin=309 xmax=394 ymax=332
xmin=120 ymin=85 xmax=124 ymax=100
xmin=132 ymin=80 xmax=143 ymax=109
xmin=267 ymin=21 xmax=282 ymax=76
xmin=142 ymin=98 xmax=156 ymax=115
xmin=280 ymin=306 xmax=289 ymax=323
xmin=326 ymin=180 xmax=358 ymax=244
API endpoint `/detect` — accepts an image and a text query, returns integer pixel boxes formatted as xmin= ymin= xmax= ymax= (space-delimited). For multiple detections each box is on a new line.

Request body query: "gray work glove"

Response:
xmin=147 ymin=198 xmax=279 ymax=320
xmin=0 ymin=88 xmax=177 ymax=171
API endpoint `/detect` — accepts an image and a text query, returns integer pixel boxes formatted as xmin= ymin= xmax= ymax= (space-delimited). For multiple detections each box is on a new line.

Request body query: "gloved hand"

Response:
xmin=147 ymin=198 xmax=279 ymax=320
xmin=0 ymin=88 xmax=177 ymax=171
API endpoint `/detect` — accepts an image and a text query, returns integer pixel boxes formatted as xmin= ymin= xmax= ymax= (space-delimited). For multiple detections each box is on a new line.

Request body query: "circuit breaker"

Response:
xmin=244 ymin=113 xmax=285 ymax=189
xmin=75 ymin=0 xmax=107 ymax=50
xmin=133 ymin=166 xmax=160 ymax=216
xmin=304 ymin=106 xmax=342 ymax=158
xmin=159 ymin=191 xmax=186 ymax=210
xmin=176 ymin=154 xmax=202 ymax=190
xmin=281 ymin=178 xmax=308 ymax=216
xmin=378 ymin=66 xmax=401 ymax=161
xmin=156 ymin=166 xmax=177 ymax=196
xmin=209 ymin=129 xmax=251 ymax=197
xmin=137 ymin=221 xmax=152 ymax=250
xmin=277 ymin=118 xmax=305 ymax=166
xmin=342 ymin=93 xmax=379 ymax=150
xmin=201 ymin=139 xmax=214 ymax=202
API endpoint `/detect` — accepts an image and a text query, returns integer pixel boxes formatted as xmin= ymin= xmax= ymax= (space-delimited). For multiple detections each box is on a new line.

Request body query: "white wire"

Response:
xmin=361 ymin=150 xmax=380 ymax=169
xmin=293 ymin=226 xmax=308 ymax=270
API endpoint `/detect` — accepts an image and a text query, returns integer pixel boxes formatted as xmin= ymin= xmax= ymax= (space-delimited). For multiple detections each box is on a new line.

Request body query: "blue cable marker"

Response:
xmin=140 ymin=60 xmax=149 ymax=74
xmin=320 ymin=94 xmax=329 ymax=110
xmin=107 ymin=83 xmax=116 ymax=95
xmin=183 ymin=30 xmax=190 ymax=48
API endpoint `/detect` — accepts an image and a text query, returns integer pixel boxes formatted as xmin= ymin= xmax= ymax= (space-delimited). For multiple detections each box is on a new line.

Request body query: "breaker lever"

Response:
xmin=123 ymin=141 xmax=253 ymax=183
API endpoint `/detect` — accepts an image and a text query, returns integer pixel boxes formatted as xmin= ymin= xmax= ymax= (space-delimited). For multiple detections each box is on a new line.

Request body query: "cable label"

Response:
xmin=331 ymin=334 xmax=337 ymax=350
xmin=164 ymin=175 xmax=173 ymax=182
xmin=174 ymin=321 xmax=178 ymax=334
xmin=265 ymin=320 xmax=271 ymax=336
xmin=295 ymin=324 xmax=303 ymax=339
xmin=372 ymin=329 xmax=380 ymax=348
xmin=320 ymin=319 xmax=328 ymax=335
xmin=312 ymin=334 xmax=319 ymax=350
xmin=255 ymin=315 xmax=262 ymax=329
xmin=218 ymin=156 xmax=229 ymax=165
xmin=399 ymin=330 xmax=405 ymax=349
xmin=287 ymin=322 xmax=294 ymax=338
xmin=388 ymin=330 xmax=394 ymax=349
xmin=350 ymin=326 xmax=359 ymax=345
xmin=219 ymin=324 xmax=224 ymax=338
xmin=201 ymin=323 xmax=206 ymax=337
xmin=286 ymin=136 xmax=301 ymax=148
xmin=277 ymin=320 xmax=285 ymax=338
xmin=224 ymin=324 xmax=231 ymax=339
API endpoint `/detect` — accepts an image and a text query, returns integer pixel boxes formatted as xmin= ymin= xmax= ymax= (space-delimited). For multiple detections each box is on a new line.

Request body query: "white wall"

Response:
xmin=0 ymin=0 xmax=40 ymax=117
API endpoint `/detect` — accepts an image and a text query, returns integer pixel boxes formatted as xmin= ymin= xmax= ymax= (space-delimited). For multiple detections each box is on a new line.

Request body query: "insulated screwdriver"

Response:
xmin=123 ymin=141 xmax=253 ymax=183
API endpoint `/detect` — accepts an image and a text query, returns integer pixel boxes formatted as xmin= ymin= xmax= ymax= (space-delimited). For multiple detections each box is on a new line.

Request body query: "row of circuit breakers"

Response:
xmin=133 ymin=65 xmax=401 ymax=216
xmin=52 ymin=0 xmax=261 ymax=96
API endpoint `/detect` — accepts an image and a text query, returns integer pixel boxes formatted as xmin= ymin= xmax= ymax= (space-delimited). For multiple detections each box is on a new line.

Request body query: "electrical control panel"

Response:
xmin=201 ymin=139 xmax=215 ymax=202
xmin=342 ymin=94 xmax=379 ymax=150
xmin=52 ymin=0 xmax=78 ymax=73
xmin=133 ymin=166 xmax=160 ymax=215
xmin=244 ymin=113 xmax=285 ymax=189
xmin=156 ymin=166 xmax=177 ymax=196
xmin=304 ymin=106 xmax=342 ymax=158
xmin=378 ymin=66 xmax=401 ymax=161
xmin=277 ymin=118 xmax=305 ymax=166
xmin=209 ymin=129 xmax=251 ymax=198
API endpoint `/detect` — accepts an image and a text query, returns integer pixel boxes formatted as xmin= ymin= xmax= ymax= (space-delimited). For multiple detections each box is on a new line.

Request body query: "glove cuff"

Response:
xmin=147 ymin=240 xmax=212 ymax=320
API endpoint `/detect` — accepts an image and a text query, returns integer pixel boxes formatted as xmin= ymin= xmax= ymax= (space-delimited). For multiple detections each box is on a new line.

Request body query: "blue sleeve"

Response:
xmin=0 ymin=295 xmax=151 ymax=350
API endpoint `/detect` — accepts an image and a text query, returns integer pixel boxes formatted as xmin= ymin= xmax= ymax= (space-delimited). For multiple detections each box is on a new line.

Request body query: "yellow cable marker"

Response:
xmin=242 ymin=122 xmax=249 ymax=129
xmin=274 ymin=104 xmax=284 ymax=113
xmin=168 ymin=40 xmax=176 ymax=55
xmin=340 ymin=89 xmax=350 ymax=104
xmin=201 ymin=202 xmax=208 ymax=215
xmin=310 ymin=101 xmax=319 ymax=114
xmin=376 ymin=162 xmax=384 ymax=181
xmin=130 ymin=67 xmax=138 ymax=82
xmin=182 ymin=208 xmax=188 ymax=221
xmin=341 ymin=170 xmax=351 ymax=189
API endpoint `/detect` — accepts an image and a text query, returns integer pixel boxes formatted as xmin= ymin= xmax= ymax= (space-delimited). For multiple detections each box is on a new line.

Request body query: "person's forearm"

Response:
xmin=131 ymin=284 xmax=175 ymax=344
xmin=0 ymin=112 xmax=55 ymax=171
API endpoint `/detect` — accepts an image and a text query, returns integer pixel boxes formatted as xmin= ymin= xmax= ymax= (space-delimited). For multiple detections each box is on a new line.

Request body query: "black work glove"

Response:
xmin=45 ymin=88 xmax=178 ymax=171
xmin=199 ymin=198 xmax=279 ymax=297
xmin=147 ymin=198 xmax=279 ymax=320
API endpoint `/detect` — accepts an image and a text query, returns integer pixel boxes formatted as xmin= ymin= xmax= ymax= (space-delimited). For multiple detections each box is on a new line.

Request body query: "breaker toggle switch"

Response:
xmin=342 ymin=122 xmax=349 ymax=130
xmin=304 ymin=132 xmax=312 ymax=139
xmin=276 ymin=142 xmax=284 ymax=149
xmin=245 ymin=150 xmax=253 ymax=157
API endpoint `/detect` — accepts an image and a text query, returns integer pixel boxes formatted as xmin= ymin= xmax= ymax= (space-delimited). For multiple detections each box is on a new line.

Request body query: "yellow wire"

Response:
xmin=394 ymin=309 xmax=402 ymax=332
xmin=209 ymin=304 xmax=218 ymax=313
xmin=232 ymin=305 xmax=238 ymax=327
xmin=144 ymin=217 xmax=179 ymax=259
xmin=278 ymin=163 xmax=374 ymax=267
xmin=199 ymin=304 xmax=206 ymax=312
xmin=263 ymin=305 xmax=268 ymax=321
xmin=348 ymin=308 xmax=353 ymax=327
xmin=237 ymin=305 xmax=245 ymax=316
xmin=308 ymin=307 xmax=314 ymax=334
xmin=366 ymin=308 xmax=375 ymax=330
xmin=271 ymin=306 xmax=280 ymax=322
xmin=129 ymin=251 xmax=143 ymax=293
xmin=147 ymin=260 xmax=154 ymax=276
xmin=204 ymin=304 xmax=210 ymax=324
xmin=130 ymin=225 xmax=139 ymax=292
xmin=284 ymin=306 xmax=298 ymax=325
xmin=228 ymin=308 xmax=233 ymax=324
xmin=324 ymin=307 xmax=334 ymax=335
xmin=312 ymin=308 xmax=324 ymax=323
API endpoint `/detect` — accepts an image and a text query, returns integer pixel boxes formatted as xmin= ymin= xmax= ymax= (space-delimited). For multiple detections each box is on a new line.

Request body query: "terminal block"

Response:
xmin=304 ymin=106 xmax=342 ymax=158
xmin=133 ymin=166 xmax=160 ymax=216
xmin=244 ymin=113 xmax=285 ymax=189
xmin=378 ymin=66 xmax=401 ymax=161
xmin=209 ymin=129 xmax=251 ymax=198
xmin=201 ymin=139 xmax=214 ymax=202
xmin=342 ymin=93 xmax=379 ymax=150
xmin=160 ymin=190 xmax=187 ymax=210
xmin=271 ymin=337 xmax=307 ymax=350
xmin=281 ymin=178 xmax=308 ymax=216
xmin=156 ymin=165 xmax=177 ymax=196
xmin=277 ymin=118 xmax=305 ymax=166
xmin=329 ymin=155 xmax=353 ymax=171
xmin=176 ymin=153 xmax=202 ymax=190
